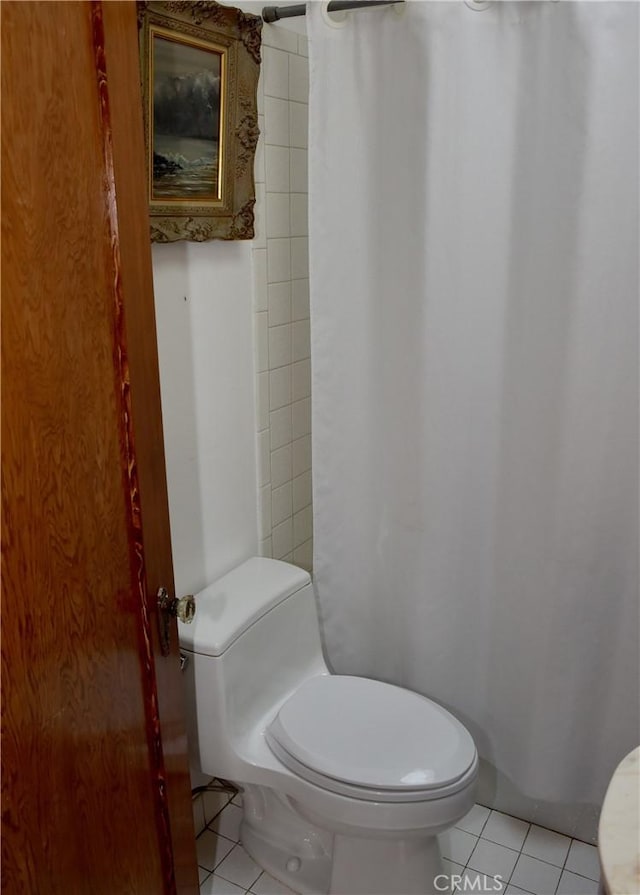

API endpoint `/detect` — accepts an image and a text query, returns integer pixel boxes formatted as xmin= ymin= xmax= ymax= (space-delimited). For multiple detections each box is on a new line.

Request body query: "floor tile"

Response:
xmin=565 ymin=841 xmax=600 ymax=881
xmin=521 ymin=825 xmax=571 ymax=868
xmin=199 ymin=873 xmax=246 ymax=895
xmin=209 ymin=803 xmax=244 ymax=843
xmin=509 ymin=853 xmax=561 ymax=895
xmin=442 ymin=858 xmax=465 ymax=875
xmin=467 ymin=838 xmax=519 ymax=882
xmin=215 ymin=844 xmax=262 ymax=890
xmin=198 ymin=866 xmax=211 ymax=885
xmin=203 ymin=788 xmax=233 ymax=826
xmin=250 ymin=871 xmax=299 ymax=894
xmin=556 ymin=869 xmax=600 ymax=895
xmin=482 ymin=810 xmax=530 ymax=852
xmin=442 ymin=859 xmax=465 ymax=892
xmin=439 ymin=828 xmax=478 ymax=865
xmin=456 ymin=804 xmax=491 ymax=836
xmin=196 ymin=829 xmax=235 ymax=872
xmin=505 ymin=887 xmax=534 ymax=895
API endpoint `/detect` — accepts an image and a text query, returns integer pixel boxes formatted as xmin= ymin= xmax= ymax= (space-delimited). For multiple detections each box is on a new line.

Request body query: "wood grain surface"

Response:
xmin=1 ymin=2 xmax=198 ymax=892
xmin=99 ymin=2 xmax=199 ymax=891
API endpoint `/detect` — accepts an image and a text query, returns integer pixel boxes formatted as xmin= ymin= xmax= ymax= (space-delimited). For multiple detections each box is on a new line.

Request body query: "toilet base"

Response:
xmin=241 ymin=784 xmax=332 ymax=894
xmin=240 ymin=783 xmax=452 ymax=895
xmin=330 ymin=833 xmax=447 ymax=895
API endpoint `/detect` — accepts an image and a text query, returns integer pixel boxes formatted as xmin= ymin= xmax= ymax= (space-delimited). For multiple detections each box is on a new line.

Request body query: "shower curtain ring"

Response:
xmin=321 ymin=1 xmax=349 ymax=27
xmin=464 ymin=0 xmax=493 ymax=10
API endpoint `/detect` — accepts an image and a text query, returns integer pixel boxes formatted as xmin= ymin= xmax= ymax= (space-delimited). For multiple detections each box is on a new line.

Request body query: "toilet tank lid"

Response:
xmin=179 ymin=558 xmax=311 ymax=657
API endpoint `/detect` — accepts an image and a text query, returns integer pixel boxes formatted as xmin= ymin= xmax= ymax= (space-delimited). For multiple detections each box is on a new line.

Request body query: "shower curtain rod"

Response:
xmin=262 ymin=1 xmax=403 ymax=24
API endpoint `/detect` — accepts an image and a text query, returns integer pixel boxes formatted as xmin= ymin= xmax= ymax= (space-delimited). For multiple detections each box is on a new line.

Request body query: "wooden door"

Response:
xmin=1 ymin=2 xmax=199 ymax=893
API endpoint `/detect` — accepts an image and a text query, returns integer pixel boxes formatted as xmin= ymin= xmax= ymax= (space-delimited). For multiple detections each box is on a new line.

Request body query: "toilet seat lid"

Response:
xmin=267 ymin=675 xmax=477 ymax=795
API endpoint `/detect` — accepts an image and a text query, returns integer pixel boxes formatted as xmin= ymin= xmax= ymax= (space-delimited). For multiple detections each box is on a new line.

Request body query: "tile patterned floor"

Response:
xmin=196 ymin=797 xmax=601 ymax=895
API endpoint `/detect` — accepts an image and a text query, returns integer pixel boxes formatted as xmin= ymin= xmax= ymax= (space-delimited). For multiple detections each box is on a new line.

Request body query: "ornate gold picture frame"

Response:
xmin=137 ymin=1 xmax=261 ymax=242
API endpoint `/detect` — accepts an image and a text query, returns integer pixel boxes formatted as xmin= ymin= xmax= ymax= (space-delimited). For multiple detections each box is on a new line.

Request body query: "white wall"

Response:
xmin=152 ymin=8 xmax=311 ymax=600
xmin=152 ymin=240 xmax=259 ymax=596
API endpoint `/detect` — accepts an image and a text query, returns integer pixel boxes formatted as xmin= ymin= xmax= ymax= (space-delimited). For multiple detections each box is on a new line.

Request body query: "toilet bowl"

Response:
xmin=179 ymin=557 xmax=478 ymax=895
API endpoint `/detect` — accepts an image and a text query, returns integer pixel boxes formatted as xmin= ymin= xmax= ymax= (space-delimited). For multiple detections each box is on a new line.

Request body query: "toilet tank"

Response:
xmin=179 ymin=558 xmax=328 ymax=779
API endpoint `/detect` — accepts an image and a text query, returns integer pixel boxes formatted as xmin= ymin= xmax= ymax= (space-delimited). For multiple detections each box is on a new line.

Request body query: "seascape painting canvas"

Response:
xmin=139 ymin=0 xmax=260 ymax=241
xmin=151 ymin=33 xmax=223 ymax=201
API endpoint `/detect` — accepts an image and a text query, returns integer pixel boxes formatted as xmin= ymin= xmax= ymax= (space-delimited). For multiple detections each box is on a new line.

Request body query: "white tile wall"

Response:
xmin=252 ymin=30 xmax=312 ymax=571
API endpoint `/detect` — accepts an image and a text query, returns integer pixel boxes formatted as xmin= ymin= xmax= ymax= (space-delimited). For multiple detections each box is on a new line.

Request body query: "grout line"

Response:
xmin=480 ymin=830 xmax=530 ymax=855
xmin=476 ymin=836 xmax=521 ymax=855
xmin=489 ymin=807 xmax=597 ymax=849
xmin=516 ymin=847 xmax=573 ymax=873
xmin=215 ymin=863 xmax=262 ymax=892
xmin=553 ymin=847 xmax=570 ymax=895
xmin=474 ymin=805 xmax=491 ymax=838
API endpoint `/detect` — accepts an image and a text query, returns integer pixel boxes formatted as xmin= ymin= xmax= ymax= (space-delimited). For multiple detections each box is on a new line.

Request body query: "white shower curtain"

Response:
xmin=308 ymin=1 xmax=638 ymax=839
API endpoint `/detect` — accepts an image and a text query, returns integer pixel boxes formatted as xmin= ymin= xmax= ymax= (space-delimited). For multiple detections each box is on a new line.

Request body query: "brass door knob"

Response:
xmin=157 ymin=588 xmax=196 ymax=656
xmin=175 ymin=594 xmax=196 ymax=624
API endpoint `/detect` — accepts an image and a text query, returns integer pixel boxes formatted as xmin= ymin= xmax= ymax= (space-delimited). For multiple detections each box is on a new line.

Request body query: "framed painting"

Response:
xmin=137 ymin=1 xmax=261 ymax=241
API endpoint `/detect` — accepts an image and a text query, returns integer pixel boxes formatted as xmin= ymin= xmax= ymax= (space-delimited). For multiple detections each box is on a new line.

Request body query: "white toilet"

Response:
xmin=180 ymin=557 xmax=478 ymax=895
